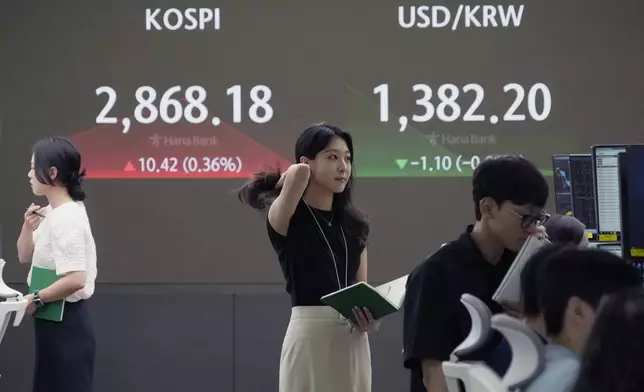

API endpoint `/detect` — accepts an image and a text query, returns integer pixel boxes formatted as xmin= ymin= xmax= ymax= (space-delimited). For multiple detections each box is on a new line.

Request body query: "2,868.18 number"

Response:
xmin=96 ymin=85 xmax=274 ymax=133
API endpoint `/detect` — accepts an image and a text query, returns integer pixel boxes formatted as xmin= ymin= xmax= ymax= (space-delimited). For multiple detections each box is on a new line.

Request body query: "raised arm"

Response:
xmin=17 ymin=204 xmax=45 ymax=263
xmin=17 ymin=225 xmax=35 ymax=264
xmin=268 ymin=163 xmax=311 ymax=236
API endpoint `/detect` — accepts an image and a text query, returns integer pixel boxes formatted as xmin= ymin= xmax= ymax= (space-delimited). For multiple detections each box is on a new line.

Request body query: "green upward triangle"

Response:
xmin=395 ymin=159 xmax=408 ymax=170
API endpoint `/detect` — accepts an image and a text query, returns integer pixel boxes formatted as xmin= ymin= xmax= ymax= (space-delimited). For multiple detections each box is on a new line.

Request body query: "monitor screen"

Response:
xmin=622 ymin=145 xmax=644 ymax=260
xmin=593 ymin=145 xmax=627 ymax=241
xmin=597 ymin=243 xmax=623 ymax=257
xmin=569 ymin=154 xmax=596 ymax=234
xmin=552 ymin=155 xmax=573 ymax=216
xmin=632 ymin=261 xmax=644 ymax=282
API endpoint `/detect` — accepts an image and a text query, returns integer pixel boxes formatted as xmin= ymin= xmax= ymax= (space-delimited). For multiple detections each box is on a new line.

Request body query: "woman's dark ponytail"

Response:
xmin=67 ymin=168 xmax=87 ymax=201
xmin=237 ymin=167 xmax=282 ymax=211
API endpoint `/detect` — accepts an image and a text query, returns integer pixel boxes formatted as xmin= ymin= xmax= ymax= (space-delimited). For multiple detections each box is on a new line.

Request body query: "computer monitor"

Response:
xmin=596 ymin=243 xmax=623 ymax=257
xmin=552 ymin=154 xmax=596 ymax=239
xmin=552 ymin=155 xmax=573 ymax=216
xmin=619 ymin=145 xmax=644 ymax=261
xmin=569 ymin=154 xmax=597 ymax=235
xmin=592 ymin=145 xmax=628 ymax=241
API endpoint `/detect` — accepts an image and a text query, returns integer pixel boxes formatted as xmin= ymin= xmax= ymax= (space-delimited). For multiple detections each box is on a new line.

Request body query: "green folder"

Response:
xmin=29 ymin=266 xmax=65 ymax=322
xmin=320 ymin=275 xmax=408 ymax=325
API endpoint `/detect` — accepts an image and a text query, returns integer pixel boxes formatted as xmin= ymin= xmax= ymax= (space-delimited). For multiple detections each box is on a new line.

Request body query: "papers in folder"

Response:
xmin=493 ymin=236 xmax=544 ymax=311
xmin=321 ymin=275 xmax=409 ymax=324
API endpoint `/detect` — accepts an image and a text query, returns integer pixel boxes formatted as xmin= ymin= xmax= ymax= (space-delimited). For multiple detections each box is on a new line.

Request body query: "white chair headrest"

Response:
xmin=451 ymin=294 xmax=493 ymax=361
xmin=491 ymin=314 xmax=545 ymax=390
xmin=0 ymin=298 xmax=28 ymax=345
xmin=0 ymin=260 xmax=21 ymax=298
xmin=0 ymin=259 xmax=28 ymax=346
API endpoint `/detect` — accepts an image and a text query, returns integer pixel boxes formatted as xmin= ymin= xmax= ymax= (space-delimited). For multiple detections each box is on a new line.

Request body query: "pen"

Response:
xmin=30 ymin=209 xmax=45 ymax=218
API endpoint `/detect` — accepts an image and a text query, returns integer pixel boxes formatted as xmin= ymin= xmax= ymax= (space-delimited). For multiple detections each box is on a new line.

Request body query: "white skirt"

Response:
xmin=279 ymin=306 xmax=372 ymax=392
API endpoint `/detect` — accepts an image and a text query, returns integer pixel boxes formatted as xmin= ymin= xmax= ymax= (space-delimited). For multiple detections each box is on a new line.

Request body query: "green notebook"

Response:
xmin=320 ymin=275 xmax=408 ymax=325
xmin=29 ymin=266 xmax=65 ymax=322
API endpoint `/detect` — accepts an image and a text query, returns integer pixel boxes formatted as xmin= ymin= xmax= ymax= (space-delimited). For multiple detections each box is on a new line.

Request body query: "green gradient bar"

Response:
xmin=344 ymin=84 xmax=473 ymax=177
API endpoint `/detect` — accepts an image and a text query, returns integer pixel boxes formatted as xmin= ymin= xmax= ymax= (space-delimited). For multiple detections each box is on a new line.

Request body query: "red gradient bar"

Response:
xmin=68 ymin=121 xmax=292 ymax=179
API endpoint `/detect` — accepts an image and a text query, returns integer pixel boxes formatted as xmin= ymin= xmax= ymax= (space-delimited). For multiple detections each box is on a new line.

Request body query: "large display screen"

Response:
xmin=552 ymin=155 xmax=573 ymax=215
xmin=569 ymin=155 xmax=596 ymax=234
xmin=1 ymin=1 xmax=644 ymax=283
xmin=593 ymin=145 xmax=626 ymax=241
xmin=624 ymin=146 xmax=644 ymax=259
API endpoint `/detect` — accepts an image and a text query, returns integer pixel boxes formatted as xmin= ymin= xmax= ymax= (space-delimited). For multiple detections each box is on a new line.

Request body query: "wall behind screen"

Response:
xmin=1 ymin=0 xmax=644 ymax=283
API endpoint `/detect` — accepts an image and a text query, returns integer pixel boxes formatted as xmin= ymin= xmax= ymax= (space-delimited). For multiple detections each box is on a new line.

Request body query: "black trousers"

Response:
xmin=33 ymin=300 xmax=96 ymax=392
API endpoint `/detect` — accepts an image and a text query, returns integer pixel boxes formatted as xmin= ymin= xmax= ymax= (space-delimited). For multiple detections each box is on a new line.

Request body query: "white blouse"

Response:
xmin=28 ymin=201 xmax=97 ymax=302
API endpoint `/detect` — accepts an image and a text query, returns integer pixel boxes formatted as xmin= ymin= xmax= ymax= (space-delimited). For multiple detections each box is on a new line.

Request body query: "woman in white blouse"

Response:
xmin=16 ymin=137 xmax=97 ymax=392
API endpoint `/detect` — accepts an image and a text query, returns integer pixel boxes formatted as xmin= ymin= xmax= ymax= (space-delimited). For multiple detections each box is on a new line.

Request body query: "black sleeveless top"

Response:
xmin=267 ymin=199 xmax=365 ymax=306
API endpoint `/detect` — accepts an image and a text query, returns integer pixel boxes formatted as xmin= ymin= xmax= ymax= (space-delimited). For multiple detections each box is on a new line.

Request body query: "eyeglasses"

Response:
xmin=510 ymin=210 xmax=550 ymax=229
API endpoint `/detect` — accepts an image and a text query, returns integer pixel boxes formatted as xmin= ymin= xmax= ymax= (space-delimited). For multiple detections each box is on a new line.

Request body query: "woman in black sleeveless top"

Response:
xmin=237 ymin=123 xmax=378 ymax=392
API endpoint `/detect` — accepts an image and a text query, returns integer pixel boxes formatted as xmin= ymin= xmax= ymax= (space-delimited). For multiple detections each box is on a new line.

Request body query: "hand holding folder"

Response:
xmin=321 ymin=275 xmax=409 ymax=325
xmin=28 ymin=266 xmax=65 ymax=322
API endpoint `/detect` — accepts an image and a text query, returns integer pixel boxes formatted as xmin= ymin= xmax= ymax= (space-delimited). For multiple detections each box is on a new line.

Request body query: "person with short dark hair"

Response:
xmin=543 ymin=214 xmax=588 ymax=247
xmin=520 ymin=243 xmax=574 ymax=340
xmin=403 ymin=155 xmax=550 ymax=392
xmin=237 ymin=124 xmax=376 ymax=392
xmin=16 ymin=137 xmax=97 ymax=392
xmin=522 ymin=249 xmax=642 ymax=392
xmin=571 ymin=288 xmax=644 ymax=392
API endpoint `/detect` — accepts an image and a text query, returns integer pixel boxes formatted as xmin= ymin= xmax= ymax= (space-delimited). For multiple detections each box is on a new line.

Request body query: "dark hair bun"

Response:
xmin=67 ymin=169 xmax=87 ymax=201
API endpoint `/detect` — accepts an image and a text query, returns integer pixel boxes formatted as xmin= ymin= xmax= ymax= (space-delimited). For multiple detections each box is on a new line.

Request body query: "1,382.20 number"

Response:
xmin=373 ymin=83 xmax=551 ymax=124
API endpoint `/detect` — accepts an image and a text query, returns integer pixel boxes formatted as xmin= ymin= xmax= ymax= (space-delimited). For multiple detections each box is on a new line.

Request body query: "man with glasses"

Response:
xmin=402 ymin=155 xmax=550 ymax=392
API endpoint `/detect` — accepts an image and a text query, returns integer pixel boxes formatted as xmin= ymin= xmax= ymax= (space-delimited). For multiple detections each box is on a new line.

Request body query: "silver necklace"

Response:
xmin=305 ymin=203 xmax=348 ymax=291
xmin=313 ymin=208 xmax=334 ymax=226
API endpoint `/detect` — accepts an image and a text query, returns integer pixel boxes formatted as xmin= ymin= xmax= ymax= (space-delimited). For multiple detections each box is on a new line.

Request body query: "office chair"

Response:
xmin=443 ymin=294 xmax=506 ymax=392
xmin=0 ymin=259 xmax=28 ymax=345
xmin=451 ymin=294 xmax=493 ymax=361
xmin=491 ymin=314 xmax=545 ymax=390
xmin=443 ymin=361 xmax=508 ymax=392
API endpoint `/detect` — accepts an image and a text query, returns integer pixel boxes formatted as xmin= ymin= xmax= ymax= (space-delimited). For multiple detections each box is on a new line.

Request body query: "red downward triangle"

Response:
xmin=123 ymin=161 xmax=136 ymax=172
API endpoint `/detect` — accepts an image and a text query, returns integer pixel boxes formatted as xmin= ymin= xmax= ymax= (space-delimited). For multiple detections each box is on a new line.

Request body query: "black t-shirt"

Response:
xmin=402 ymin=225 xmax=516 ymax=392
xmin=267 ymin=199 xmax=364 ymax=306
